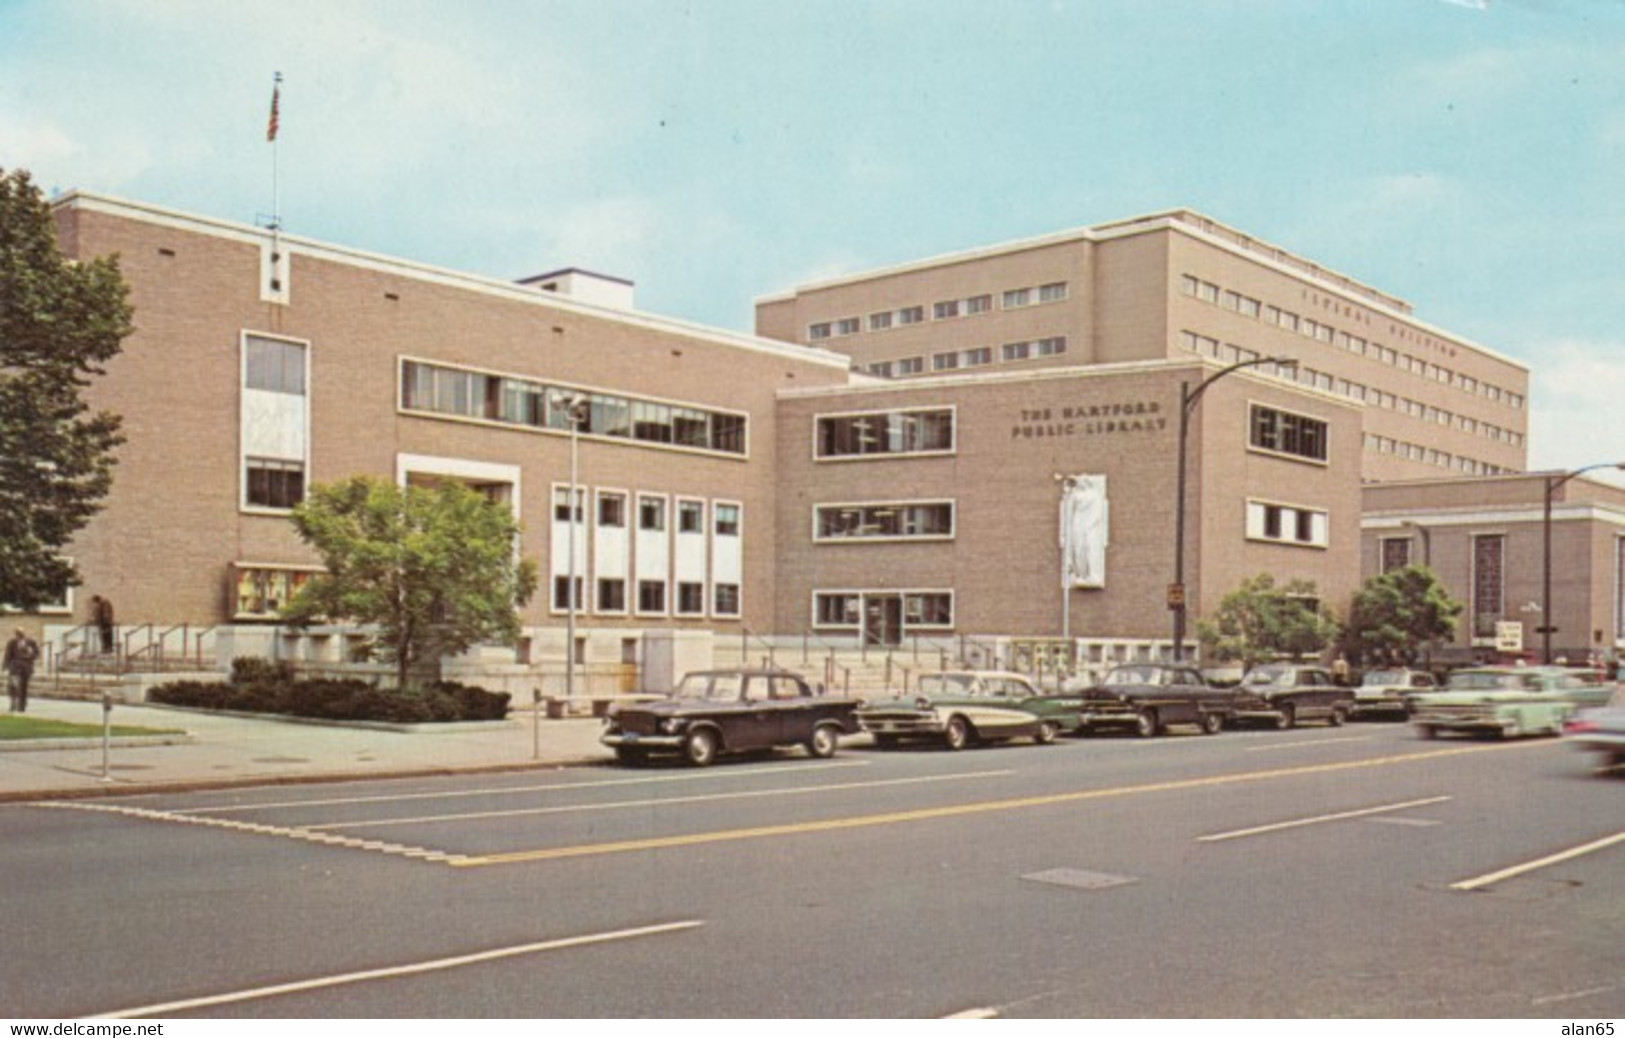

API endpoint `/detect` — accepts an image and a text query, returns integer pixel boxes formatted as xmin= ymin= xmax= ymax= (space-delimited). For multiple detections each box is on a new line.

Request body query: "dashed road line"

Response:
xmin=1450 ymin=830 xmax=1625 ymax=892
xmin=1195 ymin=795 xmax=1452 ymax=842
xmin=453 ymin=741 xmax=1545 ymax=868
xmin=303 ymin=769 xmax=1015 ymax=831
xmin=90 ymin=920 xmax=704 ymax=1019
xmin=36 ymin=800 xmax=473 ymax=865
xmin=159 ymin=759 xmax=871 ymax=815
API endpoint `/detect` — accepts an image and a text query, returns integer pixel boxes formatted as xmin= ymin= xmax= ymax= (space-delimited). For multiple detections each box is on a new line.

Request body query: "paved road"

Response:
xmin=4 ymin=722 xmax=1621 ymax=1018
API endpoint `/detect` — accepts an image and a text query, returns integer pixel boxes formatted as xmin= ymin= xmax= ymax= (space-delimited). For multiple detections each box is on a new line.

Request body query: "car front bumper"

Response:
xmin=601 ymin=731 xmax=685 ymax=751
xmin=858 ymin=713 xmax=945 ymax=736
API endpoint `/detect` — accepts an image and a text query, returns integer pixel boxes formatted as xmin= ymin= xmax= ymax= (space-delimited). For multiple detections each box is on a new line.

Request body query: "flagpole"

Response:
xmin=267 ymin=72 xmax=282 ymax=294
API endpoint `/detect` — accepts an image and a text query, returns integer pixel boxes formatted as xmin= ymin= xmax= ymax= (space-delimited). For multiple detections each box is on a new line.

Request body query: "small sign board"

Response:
xmin=1166 ymin=583 xmax=1186 ymax=610
xmin=1495 ymin=621 xmax=1524 ymax=654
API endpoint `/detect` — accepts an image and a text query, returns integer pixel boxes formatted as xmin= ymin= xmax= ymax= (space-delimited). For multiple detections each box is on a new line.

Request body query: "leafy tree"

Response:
xmin=1197 ymin=573 xmax=1340 ymax=670
xmin=284 ymin=477 xmax=538 ymax=690
xmin=1339 ymin=564 xmax=1462 ymax=667
xmin=0 ymin=168 xmax=130 ymax=609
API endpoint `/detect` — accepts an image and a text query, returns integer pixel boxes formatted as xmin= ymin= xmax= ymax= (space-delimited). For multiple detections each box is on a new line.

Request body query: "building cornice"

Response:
xmin=53 ymin=190 xmax=851 ymax=373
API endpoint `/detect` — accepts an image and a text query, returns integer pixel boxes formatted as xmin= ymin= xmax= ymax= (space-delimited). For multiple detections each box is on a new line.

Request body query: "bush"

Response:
xmin=147 ymin=660 xmax=509 ymax=723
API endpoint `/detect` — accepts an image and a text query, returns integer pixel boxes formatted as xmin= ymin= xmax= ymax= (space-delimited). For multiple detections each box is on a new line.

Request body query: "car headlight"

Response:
xmin=660 ymin=717 xmax=687 ymax=735
xmin=914 ymin=696 xmax=933 ymax=710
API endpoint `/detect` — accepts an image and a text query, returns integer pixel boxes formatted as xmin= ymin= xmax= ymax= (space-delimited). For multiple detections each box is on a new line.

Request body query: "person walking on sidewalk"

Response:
xmin=4 ymin=628 xmax=39 ymax=712
xmin=90 ymin=594 xmax=116 ymax=655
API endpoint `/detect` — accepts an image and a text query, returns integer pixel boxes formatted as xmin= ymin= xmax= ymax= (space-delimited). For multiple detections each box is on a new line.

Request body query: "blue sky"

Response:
xmin=3 ymin=0 xmax=1623 ymax=479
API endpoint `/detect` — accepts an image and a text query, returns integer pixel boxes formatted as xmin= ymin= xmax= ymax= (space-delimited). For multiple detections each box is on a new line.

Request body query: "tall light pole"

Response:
xmin=551 ymin=391 xmax=588 ymax=702
xmin=1172 ymin=356 xmax=1298 ymax=661
xmin=1541 ymin=462 xmax=1625 ymax=664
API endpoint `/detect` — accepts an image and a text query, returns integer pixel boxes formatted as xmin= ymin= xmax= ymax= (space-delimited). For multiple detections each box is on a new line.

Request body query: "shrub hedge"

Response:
xmin=148 ymin=658 xmax=510 ymax=723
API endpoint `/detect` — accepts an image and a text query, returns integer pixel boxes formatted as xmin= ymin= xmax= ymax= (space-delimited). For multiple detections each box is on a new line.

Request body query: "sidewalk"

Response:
xmin=0 ymin=695 xmax=611 ymax=802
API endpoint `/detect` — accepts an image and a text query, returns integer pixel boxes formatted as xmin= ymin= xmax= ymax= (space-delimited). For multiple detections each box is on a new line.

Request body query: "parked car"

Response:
xmin=1409 ymin=665 xmax=1614 ymax=741
xmin=1231 ymin=663 xmax=1354 ymax=728
xmin=601 ymin=669 xmax=862 ymax=766
xmin=1350 ymin=668 xmax=1437 ymax=719
xmin=1067 ymin=663 xmax=1232 ymax=737
xmin=1562 ymin=684 xmax=1625 ymax=770
xmin=858 ymin=670 xmax=1083 ymax=750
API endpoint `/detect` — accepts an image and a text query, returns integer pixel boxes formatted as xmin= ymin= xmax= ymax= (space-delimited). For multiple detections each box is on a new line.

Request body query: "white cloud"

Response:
xmin=1526 ymin=339 xmax=1625 ymax=485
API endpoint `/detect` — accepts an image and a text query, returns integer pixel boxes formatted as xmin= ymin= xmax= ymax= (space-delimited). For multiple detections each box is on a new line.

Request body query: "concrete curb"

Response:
xmin=0 ymin=734 xmax=197 ymax=753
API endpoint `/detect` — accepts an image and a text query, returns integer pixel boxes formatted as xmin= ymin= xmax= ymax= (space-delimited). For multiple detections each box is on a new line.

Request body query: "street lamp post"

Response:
xmin=551 ymin=392 xmax=588 ymax=702
xmin=1541 ymin=462 xmax=1625 ymax=664
xmin=1172 ymin=356 xmax=1298 ymax=661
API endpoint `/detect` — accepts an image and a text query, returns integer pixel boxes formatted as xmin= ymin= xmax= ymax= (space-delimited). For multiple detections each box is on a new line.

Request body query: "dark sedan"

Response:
xmin=1068 ymin=663 xmax=1233 ymax=737
xmin=601 ymin=669 xmax=862 ymax=766
xmin=1232 ymin=663 xmax=1354 ymax=728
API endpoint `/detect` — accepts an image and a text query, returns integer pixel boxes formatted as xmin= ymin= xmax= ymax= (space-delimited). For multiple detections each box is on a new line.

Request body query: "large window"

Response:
xmin=1250 ymin=405 xmax=1328 ymax=463
xmin=1246 ymin=500 xmax=1328 ymax=548
xmin=234 ymin=566 xmax=317 ymax=620
xmin=815 ymin=502 xmax=954 ymax=541
xmin=1381 ymin=537 xmax=1413 ymax=573
xmin=816 ymin=408 xmax=954 ymax=459
xmin=401 ymin=360 xmax=747 ymax=457
xmin=1472 ymin=534 xmax=1506 ymax=639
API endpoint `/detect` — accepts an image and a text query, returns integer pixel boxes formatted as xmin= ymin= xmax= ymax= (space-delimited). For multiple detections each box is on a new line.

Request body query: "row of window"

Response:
xmin=1361 ymin=434 xmax=1511 ymax=476
xmin=1246 ymin=500 xmax=1329 ymax=549
xmin=815 ymin=502 xmax=954 ymax=541
xmin=1181 ymin=331 xmax=1525 ymax=454
xmin=866 ymin=336 xmax=1069 ymax=379
xmin=552 ymin=575 xmax=739 ymax=618
xmin=400 ymin=360 xmax=748 ymax=457
xmin=816 ymin=408 xmax=955 ymax=459
xmin=1179 ymin=274 xmax=1525 ymax=411
xmin=812 ymin=591 xmax=954 ymax=629
xmin=808 ymin=281 xmax=1069 ymax=341
xmin=558 ymin=487 xmax=740 ymax=537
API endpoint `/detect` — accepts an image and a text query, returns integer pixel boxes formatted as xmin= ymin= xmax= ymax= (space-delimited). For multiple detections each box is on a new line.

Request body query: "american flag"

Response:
xmin=267 ymin=75 xmax=281 ymax=142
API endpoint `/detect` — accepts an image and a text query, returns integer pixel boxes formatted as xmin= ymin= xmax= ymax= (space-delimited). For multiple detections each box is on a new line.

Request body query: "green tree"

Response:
xmin=284 ymin=477 xmax=538 ymax=690
xmin=0 ymin=168 xmax=130 ymax=609
xmin=1197 ymin=573 xmax=1340 ymax=670
xmin=1339 ymin=564 xmax=1462 ymax=667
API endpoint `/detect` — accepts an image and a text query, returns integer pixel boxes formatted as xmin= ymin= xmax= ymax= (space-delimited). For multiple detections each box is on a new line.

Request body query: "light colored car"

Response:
xmin=858 ymin=670 xmax=1083 ymax=750
xmin=1562 ymin=684 xmax=1625 ymax=770
xmin=1408 ymin=666 xmax=1612 ymax=741
xmin=1351 ymin=668 xmax=1436 ymax=719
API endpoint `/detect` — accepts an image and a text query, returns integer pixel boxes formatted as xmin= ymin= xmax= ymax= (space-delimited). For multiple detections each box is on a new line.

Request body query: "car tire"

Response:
xmin=806 ymin=723 xmax=839 ymax=759
xmin=614 ymin=747 xmax=648 ymax=767
xmin=1200 ymin=711 xmax=1224 ymax=736
xmin=1133 ymin=708 xmax=1159 ymax=738
xmin=1328 ymin=705 xmax=1348 ymax=728
xmin=1275 ymin=704 xmax=1296 ymax=730
xmin=683 ymin=728 xmax=719 ymax=767
xmin=1034 ymin=720 xmax=1059 ymax=745
xmin=944 ymin=716 xmax=971 ymax=751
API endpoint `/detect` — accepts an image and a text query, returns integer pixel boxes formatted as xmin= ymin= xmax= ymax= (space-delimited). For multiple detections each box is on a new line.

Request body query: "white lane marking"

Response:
xmin=1531 ymin=983 xmax=1621 ymax=1007
xmin=942 ymin=1007 xmax=1000 ymax=1019
xmin=161 ymin=759 xmax=871 ymax=814
xmin=1197 ymin=796 xmax=1453 ymax=842
xmin=36 ymin=801 xmax=472 ymax=864
xmin=1244 ymin=736 xmax=1373 ymax=752
xmin=91 ymin=920 xmax=703 ymax=1019
xmin=305 ymin=769 xmax=1016 ymax=831
xmin=1450 ymin=831 xmax=1625 ymax=892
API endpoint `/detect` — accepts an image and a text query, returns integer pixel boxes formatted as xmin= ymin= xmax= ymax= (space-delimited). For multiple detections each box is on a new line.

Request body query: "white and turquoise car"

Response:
xmin=1409 ymin=666 xmax=1613 ymax=740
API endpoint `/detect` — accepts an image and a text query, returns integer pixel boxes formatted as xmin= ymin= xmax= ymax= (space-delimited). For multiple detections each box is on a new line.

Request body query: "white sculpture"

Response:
xmin=1060 ymin=474 xmax=1109 ymax=589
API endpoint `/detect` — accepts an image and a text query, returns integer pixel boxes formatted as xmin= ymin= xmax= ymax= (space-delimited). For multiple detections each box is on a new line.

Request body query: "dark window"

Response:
xmin=1250 ymin=405 xmax=1328 ymax=462
xmin=677 ymin=582 xmax=705 ymax=615
xmin=678 ymin=501 xmax=704 ymax=534
xmin=713 ymin=583 xmax=741 ymax=617
xmin=245 ymin=459 xmax=305 ymax=510
xmin=638 ymin=580 xmax=667 ymax=614
xmin=552 ymin=575 xmax=584 ymax=611
xmin=596 ymin=578 xmax=626 ymax=612
xmin=598 ymin=494 xmax=625 ymax=528
xmin=639 ymin=498 xmax=665 ymax=531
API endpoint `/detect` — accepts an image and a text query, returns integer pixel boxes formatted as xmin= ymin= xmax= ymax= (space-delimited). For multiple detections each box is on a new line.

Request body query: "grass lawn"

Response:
xmin=0 ymin=716 xmax=184 ymax=741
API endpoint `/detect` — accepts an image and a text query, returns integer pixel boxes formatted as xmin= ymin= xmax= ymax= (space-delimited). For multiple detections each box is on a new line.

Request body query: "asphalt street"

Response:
xmin=4 ymin=721 xmax=1621 ymax=1019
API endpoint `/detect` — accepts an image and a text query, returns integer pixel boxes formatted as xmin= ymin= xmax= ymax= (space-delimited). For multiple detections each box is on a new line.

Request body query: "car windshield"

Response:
xmin=671 ymin=673 xmax=749 ymax=702
xmin=1105 ymin=666 xmax=1166 ymax=686
xmin=1362 ymin=669 xmax=1407 ymax=686
xmin=1446 ymin=671 xmax=1533 ymax=692
xmin=918 ymin=674 xmax=982 ymax=697
xmin=1242 ymin=665 xmax=1293 ymax=687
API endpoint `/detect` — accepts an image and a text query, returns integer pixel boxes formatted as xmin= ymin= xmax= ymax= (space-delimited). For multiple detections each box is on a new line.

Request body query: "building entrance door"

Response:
xmin=864 ymin=594 xmax=903 ymax=647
